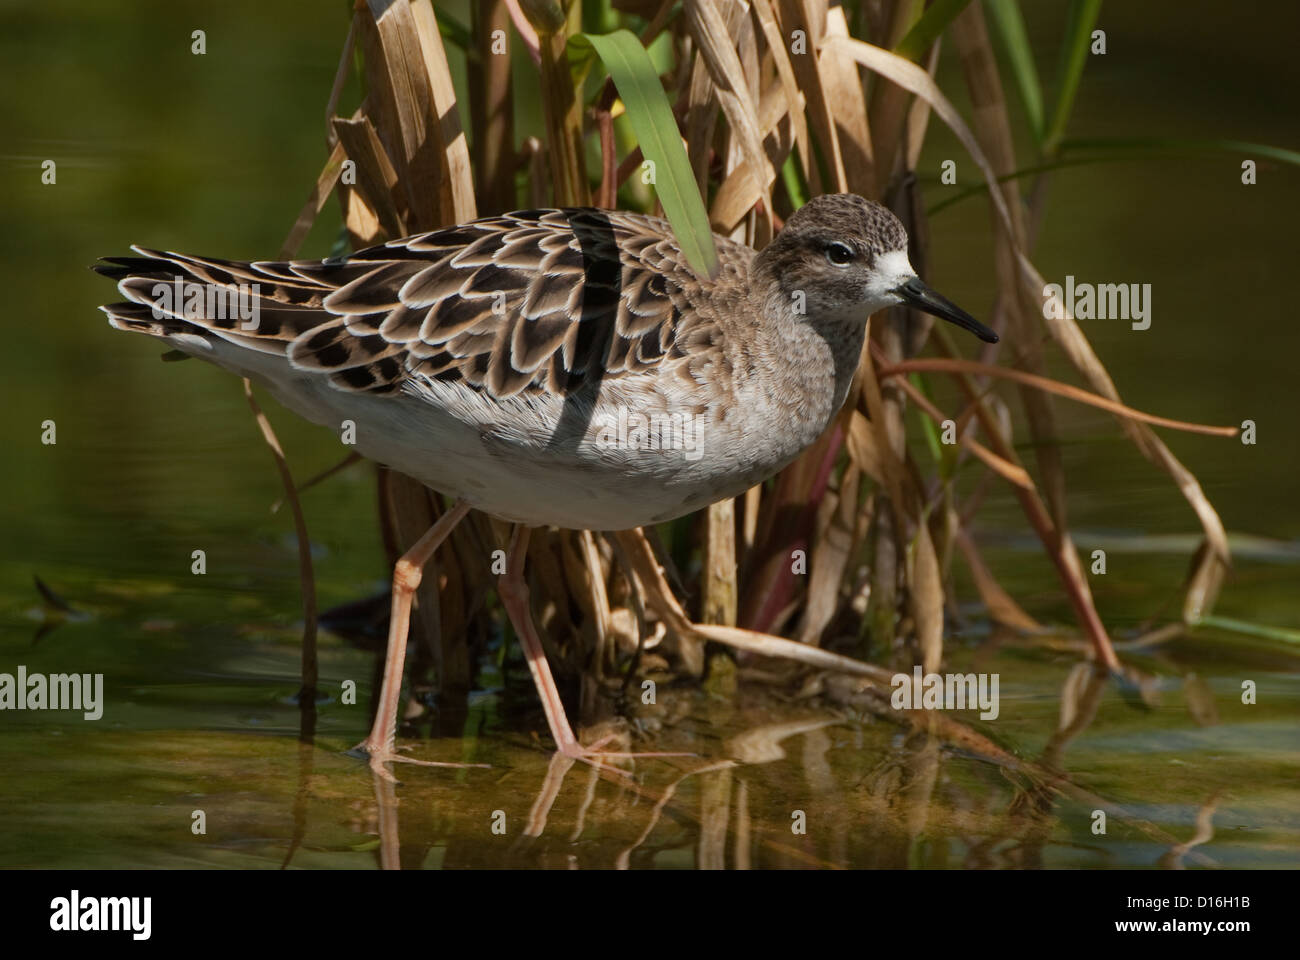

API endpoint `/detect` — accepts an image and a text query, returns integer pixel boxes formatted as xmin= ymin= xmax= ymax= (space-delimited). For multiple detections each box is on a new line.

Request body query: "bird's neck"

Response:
xmin=740 ymin=291 xmax=866 ymax=453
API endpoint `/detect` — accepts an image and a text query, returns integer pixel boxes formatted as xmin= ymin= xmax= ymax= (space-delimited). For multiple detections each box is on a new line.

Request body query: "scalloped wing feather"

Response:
xmin=97 ymin=209 xmax=751 ymax=401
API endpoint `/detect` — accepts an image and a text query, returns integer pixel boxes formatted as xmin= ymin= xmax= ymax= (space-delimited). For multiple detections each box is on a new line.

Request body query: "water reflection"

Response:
xmin=270 ymin=631 xmax=1288 ymax=869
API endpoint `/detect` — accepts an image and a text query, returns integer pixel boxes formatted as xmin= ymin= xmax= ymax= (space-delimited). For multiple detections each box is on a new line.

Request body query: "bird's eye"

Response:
xmin=825 ymin=242 xmax=855 ymax=267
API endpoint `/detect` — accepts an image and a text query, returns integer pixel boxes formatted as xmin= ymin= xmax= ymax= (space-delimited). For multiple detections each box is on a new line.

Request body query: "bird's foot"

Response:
xmin=555 ymin=732 xmax=695 ymax=773
xmin=353 ymin=738 xmax=490 ymax=783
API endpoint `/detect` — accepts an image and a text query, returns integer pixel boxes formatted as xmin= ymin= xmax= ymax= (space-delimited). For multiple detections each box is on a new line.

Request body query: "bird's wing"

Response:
xmin=97 ymin=208 xmax=749 ymax=399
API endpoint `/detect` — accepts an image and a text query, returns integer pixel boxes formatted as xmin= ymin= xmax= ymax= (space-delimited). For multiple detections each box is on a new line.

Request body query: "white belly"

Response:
xmin=218 ymin=344 xmax=806 ymax=530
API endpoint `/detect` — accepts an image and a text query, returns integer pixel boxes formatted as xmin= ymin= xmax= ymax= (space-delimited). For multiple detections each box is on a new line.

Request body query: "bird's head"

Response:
xmin=756 ymin=193 xmax=998 ymax=344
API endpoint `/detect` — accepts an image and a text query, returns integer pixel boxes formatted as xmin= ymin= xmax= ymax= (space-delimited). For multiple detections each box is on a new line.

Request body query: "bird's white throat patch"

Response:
xmin=866 ymin=249 xmax=916 ymax=308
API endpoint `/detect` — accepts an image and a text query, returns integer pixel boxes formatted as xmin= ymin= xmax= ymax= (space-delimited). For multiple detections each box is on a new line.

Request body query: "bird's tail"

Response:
xmin=94 ymin=247 xmax=407 ymax=394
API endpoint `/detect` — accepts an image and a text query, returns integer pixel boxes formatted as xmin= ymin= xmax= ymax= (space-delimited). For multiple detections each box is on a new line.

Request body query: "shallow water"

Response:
xmin=1 ymin=2 xmax=1297 ymax=868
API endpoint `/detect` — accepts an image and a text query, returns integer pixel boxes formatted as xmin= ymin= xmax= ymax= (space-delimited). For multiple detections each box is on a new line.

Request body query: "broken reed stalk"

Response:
xmin=877 ymin=359 xmax=1241 ymax=438
xmin=242 ymin=379 xmax=319 ymax=709
xmin=614 ymin=529 xmax=896 ymax=685
xmin=234 ymin=94 xmax=360 ymax=714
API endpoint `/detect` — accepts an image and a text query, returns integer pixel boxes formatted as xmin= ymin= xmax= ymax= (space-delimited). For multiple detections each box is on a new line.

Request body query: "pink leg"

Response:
xmin=497 ymin=526 xmax=692 ymax=765
xmin=356 ymin=499 xmax=487 ymax=780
